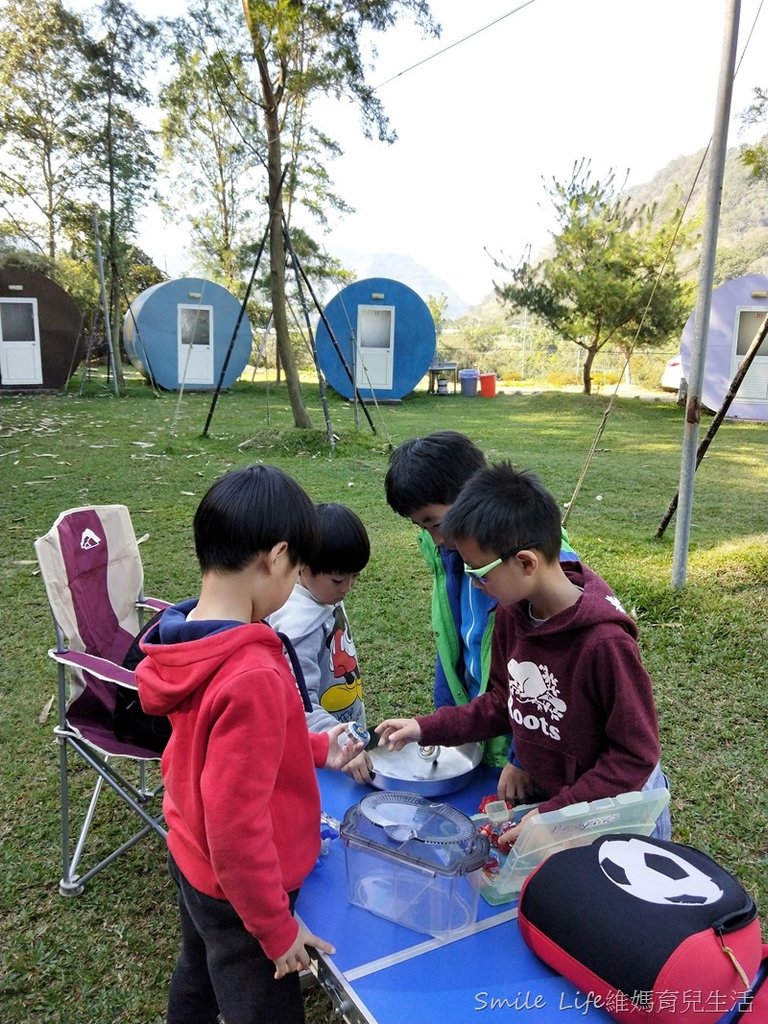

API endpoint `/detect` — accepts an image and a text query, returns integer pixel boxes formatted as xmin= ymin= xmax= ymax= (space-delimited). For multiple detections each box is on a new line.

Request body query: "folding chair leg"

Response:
xmin=58 ymin=734 xmax=85 ymax=897
xmin=55 ymin=730 xmax=166 ymax=896
xmin=74 ymin=740 xmax=166 ymax=837
xmin=138 ymin=761 xmax=154 ymax=799
xmin=73 ymin=823 xmax=159 ymax=891
xmin=68 ymin=775 xmax=105 ymax=886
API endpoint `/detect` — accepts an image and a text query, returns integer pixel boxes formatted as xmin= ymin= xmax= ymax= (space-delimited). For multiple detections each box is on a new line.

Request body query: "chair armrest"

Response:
xmin=138 ymin=598 xmax=172 ymax=612
xmin=47 ymin=649 xmax=137 ymax=690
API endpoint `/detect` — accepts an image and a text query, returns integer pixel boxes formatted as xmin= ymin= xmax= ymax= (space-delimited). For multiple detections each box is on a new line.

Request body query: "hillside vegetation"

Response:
xmin=628 ymin=132 xmax=768 ymax=284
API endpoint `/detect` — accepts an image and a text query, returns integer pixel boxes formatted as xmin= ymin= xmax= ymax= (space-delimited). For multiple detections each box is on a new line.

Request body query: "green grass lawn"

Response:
xmin=1 ymin=376 xmax=766 ymax=1023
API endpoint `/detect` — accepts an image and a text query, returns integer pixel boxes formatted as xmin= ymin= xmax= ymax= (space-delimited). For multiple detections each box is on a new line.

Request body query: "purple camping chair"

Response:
xmin=34 ymin=505 xmax=170 ymax=895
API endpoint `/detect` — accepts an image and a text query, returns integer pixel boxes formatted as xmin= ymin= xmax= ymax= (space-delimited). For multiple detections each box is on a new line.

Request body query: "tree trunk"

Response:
xmin=266 ymin=136 xmax=310 ymax=427
xmin=582 ymin=345 xmax=597 ymax=394
xmin=245 ymin=5 xmax=312 ymax=431
xmin=261 ymin=99 xmax=311 ymax=426
xmin=619 ymin=343 xmax=632 ymax=386
xmin=106 ymin=73 xmax=124 ymax=389
xmin=252 ymin=69 xmax=309 ymax=423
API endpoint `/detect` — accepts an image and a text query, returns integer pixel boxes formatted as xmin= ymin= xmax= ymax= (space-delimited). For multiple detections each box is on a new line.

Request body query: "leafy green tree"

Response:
xmin=740 ymin=90 xmax=768 ymax=179
xmin=0 ymin=0 xmax=93 ymax=263
xmin=78 ymin=0 xmax=160 ymax=387
xmin=62 ymin=199 xmax=165 ymax=318
xmin=159 ymin=14 xmax=263 ymax=291
xmin=240 ymin=0 xmax=439 ymax=428
xmin=493 ymin=161 xmax=692 ymax=394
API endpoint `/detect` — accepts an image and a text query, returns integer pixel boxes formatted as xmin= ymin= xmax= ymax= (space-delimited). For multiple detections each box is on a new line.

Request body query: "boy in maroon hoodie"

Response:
xmin=137 ymin=465 xmax=362 ymax=1024
xmin=376 ymin=462 xmax=670 ymax=843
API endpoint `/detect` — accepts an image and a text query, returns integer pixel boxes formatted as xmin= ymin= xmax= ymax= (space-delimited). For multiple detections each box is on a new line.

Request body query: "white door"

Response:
xmin=0 ymin=298 xmax=42 ymax=385
xmin=731 ymin=307 xmax=768 ymax=402
xmin=356 ymin=305 xmax=394 ymax=389
xmin=178 ymin=304 xmax=214 ymax=385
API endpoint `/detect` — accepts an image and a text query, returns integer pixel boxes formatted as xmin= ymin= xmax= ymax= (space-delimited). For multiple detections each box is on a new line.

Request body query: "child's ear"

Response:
xmin=267 ymin=540 xmax=289 ymax=568
xmin=516 ymin=549 xmax=539 ymax=575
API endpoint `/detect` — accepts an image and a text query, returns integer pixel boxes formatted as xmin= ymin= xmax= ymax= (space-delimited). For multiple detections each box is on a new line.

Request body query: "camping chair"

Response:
xmin=34 ymin=505 xmax=170 ymax=895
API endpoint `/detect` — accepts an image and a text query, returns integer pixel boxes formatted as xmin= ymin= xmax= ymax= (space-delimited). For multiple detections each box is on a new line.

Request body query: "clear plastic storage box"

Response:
xmin=473 ymin=787 xmax=670 ymax=905
xmin=340 ymin=791 xmax=490 ymax=938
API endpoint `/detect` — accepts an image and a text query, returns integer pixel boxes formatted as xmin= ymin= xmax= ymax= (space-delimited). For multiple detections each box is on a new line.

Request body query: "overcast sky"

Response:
xmin=126 ymin=0 xmax=768 ymax=305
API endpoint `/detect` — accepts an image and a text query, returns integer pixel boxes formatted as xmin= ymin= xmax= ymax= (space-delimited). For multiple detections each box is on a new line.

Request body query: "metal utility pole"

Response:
xmin=671 ymin=0 xmax=740 ymax=589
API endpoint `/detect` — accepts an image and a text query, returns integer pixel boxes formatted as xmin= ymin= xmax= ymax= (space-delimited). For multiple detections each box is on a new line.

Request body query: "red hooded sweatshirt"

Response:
xmin=137 ymin=600 xmax=329 ymax=960
xmin=417 ymin=563 xmax=660 ymax=814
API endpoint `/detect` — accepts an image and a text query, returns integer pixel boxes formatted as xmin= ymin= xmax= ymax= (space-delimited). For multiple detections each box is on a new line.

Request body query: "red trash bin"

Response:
xmin=479 ymin=373 xmax=497 ymax=398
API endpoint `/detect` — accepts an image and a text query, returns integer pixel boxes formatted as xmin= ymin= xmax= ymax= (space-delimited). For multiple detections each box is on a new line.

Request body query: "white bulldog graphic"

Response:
xmin=507 ymin=659 xmax=567 ymax=720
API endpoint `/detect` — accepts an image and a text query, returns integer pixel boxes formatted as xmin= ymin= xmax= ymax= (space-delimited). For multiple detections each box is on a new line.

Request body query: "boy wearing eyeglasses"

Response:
xmin=377 ymin=462 xmax=670 ymax=843
xmin=384 ymin=431 xmax=576 ymax=768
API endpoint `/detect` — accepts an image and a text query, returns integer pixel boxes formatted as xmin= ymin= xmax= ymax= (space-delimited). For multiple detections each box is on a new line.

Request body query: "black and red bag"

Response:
xmin=518 ymin=833 xmax=767 ymax=1023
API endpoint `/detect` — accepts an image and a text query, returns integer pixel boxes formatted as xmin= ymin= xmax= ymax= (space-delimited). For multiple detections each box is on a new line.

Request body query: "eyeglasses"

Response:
xmin=463 ymin=545 xmax=537 ymax=585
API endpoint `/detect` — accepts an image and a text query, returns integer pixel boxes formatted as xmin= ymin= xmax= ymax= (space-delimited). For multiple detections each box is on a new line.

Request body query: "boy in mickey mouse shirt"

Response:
xmin=269 ymin=502 xmax=372 ymax=784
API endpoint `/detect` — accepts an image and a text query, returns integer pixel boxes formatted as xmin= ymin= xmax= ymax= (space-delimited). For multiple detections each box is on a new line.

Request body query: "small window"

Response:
xmin=0 ymin=301 xmax=36 ymax=342
xmin=180 ymin=307 xmax=211 ymax=347
xmin=735 ymin=309 xmax=768 ymax=356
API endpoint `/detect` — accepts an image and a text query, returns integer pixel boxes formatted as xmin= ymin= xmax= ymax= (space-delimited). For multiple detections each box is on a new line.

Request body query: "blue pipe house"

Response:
xmin=315 ymin=277 xmax=435 ymax=401
xmin=123 ymin=277 xmax=252 ymax=391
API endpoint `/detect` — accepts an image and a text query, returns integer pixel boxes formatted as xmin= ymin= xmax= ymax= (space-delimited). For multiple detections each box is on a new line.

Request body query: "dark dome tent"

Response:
xmin=0 ymin=267 xmax=84 ymax=393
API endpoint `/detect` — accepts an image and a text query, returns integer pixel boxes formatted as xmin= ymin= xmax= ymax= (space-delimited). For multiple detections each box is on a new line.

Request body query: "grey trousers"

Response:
xmin=166 ymin=853 xmax=304 ymax=1024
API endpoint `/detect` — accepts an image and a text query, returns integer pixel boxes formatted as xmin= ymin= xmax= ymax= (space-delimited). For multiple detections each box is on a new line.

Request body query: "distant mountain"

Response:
xmin=464 ymin=290 xmax=508 ymax=322
xmin=332 ymin=248 xmax=471 ymax=318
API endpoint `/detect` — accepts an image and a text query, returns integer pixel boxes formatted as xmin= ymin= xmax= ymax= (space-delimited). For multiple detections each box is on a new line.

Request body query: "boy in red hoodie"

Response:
xmin=377 ymin=462 xmax=670 ymax=844
xmin=137 ymin=465 xmax=362 ymax=1024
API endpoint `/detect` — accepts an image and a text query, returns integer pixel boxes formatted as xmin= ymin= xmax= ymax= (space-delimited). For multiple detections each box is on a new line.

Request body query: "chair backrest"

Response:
xmin=35 ymin=505 xmax=144 ymax=671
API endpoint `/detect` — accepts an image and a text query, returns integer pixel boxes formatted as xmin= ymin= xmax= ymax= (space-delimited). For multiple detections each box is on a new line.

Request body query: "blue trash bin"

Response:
xmin=459 ymin=368 xmax=479 ymax=396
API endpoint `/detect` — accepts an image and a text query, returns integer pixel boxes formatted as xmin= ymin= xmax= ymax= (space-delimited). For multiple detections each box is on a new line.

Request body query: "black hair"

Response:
xmin=305 ymin=503 xmax=370 ymax=575
xmin=384 ymin=431 xmax=487 ymax=517
xmin=441 ymin=462 xmax=563 ymax=563
xmin=193 ymin=464 xmax=319 ymax=573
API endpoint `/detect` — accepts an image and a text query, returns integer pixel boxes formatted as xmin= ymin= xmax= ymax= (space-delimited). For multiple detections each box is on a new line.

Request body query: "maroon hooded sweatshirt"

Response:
xmin=417 ymin=563 xmax=660 ymax=814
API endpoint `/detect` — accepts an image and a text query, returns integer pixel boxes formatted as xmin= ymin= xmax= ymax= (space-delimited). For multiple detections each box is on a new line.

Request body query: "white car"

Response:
xmin=660 ymin=354 xmax=683 ymax=392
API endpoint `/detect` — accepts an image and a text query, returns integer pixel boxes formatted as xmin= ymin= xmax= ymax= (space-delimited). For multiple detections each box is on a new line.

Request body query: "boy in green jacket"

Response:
xmin=385 ymin=430 xmax=576 ymax=768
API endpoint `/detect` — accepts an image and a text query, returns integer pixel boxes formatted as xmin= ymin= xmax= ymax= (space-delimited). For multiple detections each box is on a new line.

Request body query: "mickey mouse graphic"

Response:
xmin=322 ymin=605 xmax=364 ymax=715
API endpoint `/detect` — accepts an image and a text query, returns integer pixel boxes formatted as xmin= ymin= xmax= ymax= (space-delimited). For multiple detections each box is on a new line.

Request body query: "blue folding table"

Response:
xmin=298 ymin=768 xmax=763 ymax=1024
xmin=298 ymin=767 xmax=615 ymax=1023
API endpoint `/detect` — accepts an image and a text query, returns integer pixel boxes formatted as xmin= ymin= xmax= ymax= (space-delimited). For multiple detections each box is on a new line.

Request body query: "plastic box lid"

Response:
xmin=473 ymin=787 xmax=670 ymax=904
xmin=340 ymin=791 xmax=489 ymax=877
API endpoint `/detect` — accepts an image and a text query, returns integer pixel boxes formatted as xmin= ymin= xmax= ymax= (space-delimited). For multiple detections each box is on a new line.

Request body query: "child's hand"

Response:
xmin=495 ymin=808 xmax=540 ymax=848
xmin=343 ymin=750 xmax=373 ymax=784
xmin=375 ymin=718 xmax=421 ymax=750
xmin=497 ymin=763 xmax=534 ymax=803
xmin=273 ymin=923 xmax=334 ymax=979
xmin=323 ymin=723 xmax=364 ymax=771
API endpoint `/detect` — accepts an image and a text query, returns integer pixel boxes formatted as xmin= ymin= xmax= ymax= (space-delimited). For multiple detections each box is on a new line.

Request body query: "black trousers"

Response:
xmin=166 ymin=853 xmax=304 ymax=1024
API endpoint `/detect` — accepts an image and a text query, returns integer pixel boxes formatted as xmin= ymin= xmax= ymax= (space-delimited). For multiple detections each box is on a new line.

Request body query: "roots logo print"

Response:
xmin=506 ymin=659 xmax=567 ymax=719
xmin=80 ymin=528 xmax=102 ymax=550
xmin=598 ymin=838 xmax=724 ymax=906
